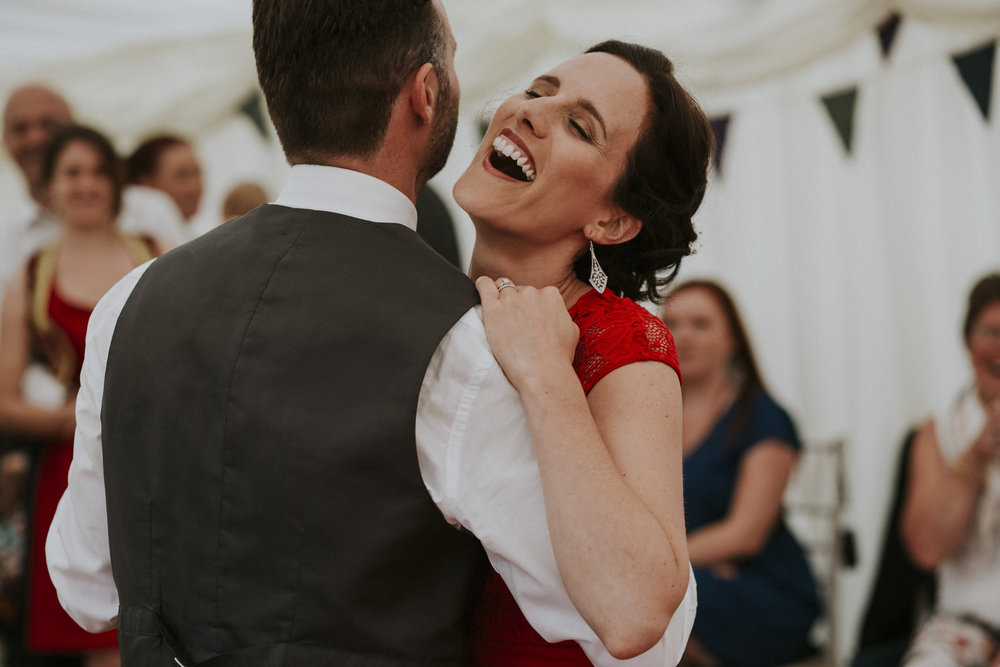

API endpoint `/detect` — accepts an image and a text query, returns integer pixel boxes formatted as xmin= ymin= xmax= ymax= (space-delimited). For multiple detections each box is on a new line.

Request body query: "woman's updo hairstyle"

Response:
xmin=573 ymin=40 xmax=713 ymax=304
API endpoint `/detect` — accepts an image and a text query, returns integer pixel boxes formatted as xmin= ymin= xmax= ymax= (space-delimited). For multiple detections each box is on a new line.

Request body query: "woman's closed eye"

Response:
xmin=523 ymin=87 xmax=593 ymax=142
xmin=569 ymin=118 xmax=592 ymax=141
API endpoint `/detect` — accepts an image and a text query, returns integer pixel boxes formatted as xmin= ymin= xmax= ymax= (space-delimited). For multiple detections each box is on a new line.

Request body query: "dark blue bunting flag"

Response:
xmin=877 ymin=12 xmax=902 ymax=60
xmin=952 ymin=40 xmax=996 ymax=122
xmin=709 ymin=115 xmax=731 ymax=177
xmin=821 ymin=87 xmax=858 ymax=155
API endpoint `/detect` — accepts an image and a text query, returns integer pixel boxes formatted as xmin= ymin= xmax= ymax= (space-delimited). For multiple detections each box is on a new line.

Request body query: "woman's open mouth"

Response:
xmin=488 ymin=134 xmax=535 ymax=182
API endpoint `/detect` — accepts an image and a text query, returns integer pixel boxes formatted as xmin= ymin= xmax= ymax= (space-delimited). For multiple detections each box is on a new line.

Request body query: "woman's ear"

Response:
xmin=408 ymin=62 xmax=438 ymax=127
xmin=587 ymin=210 xmax=642 ymax=245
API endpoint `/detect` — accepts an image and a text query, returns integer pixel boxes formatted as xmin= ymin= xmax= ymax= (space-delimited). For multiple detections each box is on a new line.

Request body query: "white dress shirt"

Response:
xmin=46 ymin=164 xmax=695 ymax=666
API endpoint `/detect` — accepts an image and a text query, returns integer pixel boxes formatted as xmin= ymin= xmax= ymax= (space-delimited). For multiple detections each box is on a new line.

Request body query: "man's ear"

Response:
xmin=408 ymin=62 xmax=438 ymax=127
xmin=586 ymin=210 xmax=642 ymax=245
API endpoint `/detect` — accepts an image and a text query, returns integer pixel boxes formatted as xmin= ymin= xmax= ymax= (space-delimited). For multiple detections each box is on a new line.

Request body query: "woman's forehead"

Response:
xmin=542 ymin=53 xmax=648 ymax=138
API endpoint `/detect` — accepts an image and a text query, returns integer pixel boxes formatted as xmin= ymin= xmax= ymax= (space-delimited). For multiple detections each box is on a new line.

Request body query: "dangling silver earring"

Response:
xmin=589 ymin=240 xmax=607 ymax=293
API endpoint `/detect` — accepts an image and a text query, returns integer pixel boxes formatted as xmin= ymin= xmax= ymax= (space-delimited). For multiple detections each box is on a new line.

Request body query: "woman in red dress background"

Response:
xmin=455 ymin=41 xmax=713 ymax=665
xmin=0 ymin=125 xmax=163 ymax=666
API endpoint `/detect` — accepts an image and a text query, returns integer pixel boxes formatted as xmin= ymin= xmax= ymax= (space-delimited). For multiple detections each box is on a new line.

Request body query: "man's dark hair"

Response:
xmin=252 ymin=0 xmax=446 ymax=164
xmin=572 ymin=40 xmax=714 ymax=304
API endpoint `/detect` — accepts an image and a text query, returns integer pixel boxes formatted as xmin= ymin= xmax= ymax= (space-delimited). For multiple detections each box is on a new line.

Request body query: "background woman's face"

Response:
xmin=968 ymin=301 xmax=1000 ymax=399
xmin=662 ymin=287 xmax=736 ymax=384
xmin=48 ymin=139 xmax=114 ymax=229
xmin=151 ymin=143 xmax=202 ymax=219
xmin=454 ymin=52 xmax=648 ymax=246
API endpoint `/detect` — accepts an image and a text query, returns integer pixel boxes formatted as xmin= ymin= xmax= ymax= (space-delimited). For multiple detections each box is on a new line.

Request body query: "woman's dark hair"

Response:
xmin=126 ymin=134 xmax=186 ymax=184
xmin=573 ymin=40 xmax=714 ymax=304
xmin=964 ymin=272 xmax=1000 ymax=343
xmin=42 ymin=124 xmax=124 ymax=218
xmin=252 ymin=0 xmax=447 ymax=163
xmin=668 ymin=280 xmax=765 ymax=443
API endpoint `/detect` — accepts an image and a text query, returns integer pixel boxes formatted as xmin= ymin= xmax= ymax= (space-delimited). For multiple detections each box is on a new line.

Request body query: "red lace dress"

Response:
xmin=24 ymin=285 xmax=118 ymax=651
xmin=468 ymin=288 xmax=680 ymax=666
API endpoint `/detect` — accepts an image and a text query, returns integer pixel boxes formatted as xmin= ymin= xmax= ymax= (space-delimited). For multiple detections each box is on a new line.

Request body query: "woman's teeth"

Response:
xmin=492 ymin=136 xmax=535 ymax=181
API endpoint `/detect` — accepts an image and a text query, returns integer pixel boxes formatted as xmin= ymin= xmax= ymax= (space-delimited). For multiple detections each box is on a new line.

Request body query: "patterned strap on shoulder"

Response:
xmin=27 ymin=243 xmax=78 ymax=388
xmin=121 ymin=234 xmax=159 ymax=263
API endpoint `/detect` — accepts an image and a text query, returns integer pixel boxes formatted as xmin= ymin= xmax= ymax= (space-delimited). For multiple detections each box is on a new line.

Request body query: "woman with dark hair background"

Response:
xmin=661 ymin=279 xmax=820 ymax=667
xmin=456 ymin=40 xmax=712 ymax=665
xmin=126 ymin=134 xmax=203 ymax=226
xmin=0 ymin=124 xmax=164 ymax=667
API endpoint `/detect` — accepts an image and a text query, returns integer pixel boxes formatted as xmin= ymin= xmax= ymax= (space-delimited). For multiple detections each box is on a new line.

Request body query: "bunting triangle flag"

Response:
xmin=877 ymin=12 xmax=902 ymax=60
xmin=709 ymin=115 xmax=730 ymax=177
xmin=238 ymin=91 xmax=270 ymax=137
xmin=821 ymin=87 xmax=858 ymax=155
xmin=952 ymin=40 xmax=996 ymax=122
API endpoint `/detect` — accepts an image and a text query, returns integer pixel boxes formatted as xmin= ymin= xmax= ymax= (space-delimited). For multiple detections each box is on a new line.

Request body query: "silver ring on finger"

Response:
xmin=496 ymin=278 xmax=516 ymax=293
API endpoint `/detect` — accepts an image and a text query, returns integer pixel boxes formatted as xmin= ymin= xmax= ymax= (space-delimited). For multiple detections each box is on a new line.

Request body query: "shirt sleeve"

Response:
xmin=416 ymin=306 xmax=697 ymax=666
xmin=45 ymin=261 xmax=151 ymax=632
xmin=746 ymin=392 xmax=802 ymax=453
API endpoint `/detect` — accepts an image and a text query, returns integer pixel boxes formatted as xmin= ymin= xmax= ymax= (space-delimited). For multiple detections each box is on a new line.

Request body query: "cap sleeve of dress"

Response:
xmin=570 ymin=291 xmax=680 ymax=395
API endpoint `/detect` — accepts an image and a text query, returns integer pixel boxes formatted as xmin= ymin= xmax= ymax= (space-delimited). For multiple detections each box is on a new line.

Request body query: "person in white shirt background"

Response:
xmin=47 ymin=0 xmax=694 ymax=665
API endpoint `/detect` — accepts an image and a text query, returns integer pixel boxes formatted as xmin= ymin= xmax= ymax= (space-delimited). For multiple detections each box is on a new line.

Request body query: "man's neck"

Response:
xmin=301 ymin=152 xmax=421 ymax=205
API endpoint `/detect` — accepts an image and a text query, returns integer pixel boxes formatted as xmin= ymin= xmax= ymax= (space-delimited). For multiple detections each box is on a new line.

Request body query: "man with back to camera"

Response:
xmin=46 ymin=1 xmax=695 ymax=665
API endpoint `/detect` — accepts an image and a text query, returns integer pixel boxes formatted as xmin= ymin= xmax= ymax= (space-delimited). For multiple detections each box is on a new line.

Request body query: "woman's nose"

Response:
xmin=515 ymin=98 xmax=547 ymax=137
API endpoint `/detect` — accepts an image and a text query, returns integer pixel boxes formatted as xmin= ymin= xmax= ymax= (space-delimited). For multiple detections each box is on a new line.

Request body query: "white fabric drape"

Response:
xmin=2 ymin=1 xmax=999 ymax=660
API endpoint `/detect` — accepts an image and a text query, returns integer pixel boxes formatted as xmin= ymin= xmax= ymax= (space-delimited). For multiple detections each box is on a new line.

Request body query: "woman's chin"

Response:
xmin=452 ymin=168 xmax=481 ymax=216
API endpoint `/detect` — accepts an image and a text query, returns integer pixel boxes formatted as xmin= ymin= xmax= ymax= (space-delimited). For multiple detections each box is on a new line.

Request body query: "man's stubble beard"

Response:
xmin=417 ymin=76 xmax=459 ymax=191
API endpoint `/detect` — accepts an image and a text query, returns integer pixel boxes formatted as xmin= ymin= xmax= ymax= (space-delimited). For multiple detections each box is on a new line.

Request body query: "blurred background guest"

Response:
xmin=0 ymin=124 xmax=165 ymax=667
xmin=220 ymin=180 xmax=268 ymax=223
xmin=0 ymin=85 xmax=183 ymax=287
xmin=899 ymin=272 xmax=1000 ymax=667
xmin=126 ymin=133 xmax=203 ymax=240
xmin=662 ymin=279 xmax=820 ymax=667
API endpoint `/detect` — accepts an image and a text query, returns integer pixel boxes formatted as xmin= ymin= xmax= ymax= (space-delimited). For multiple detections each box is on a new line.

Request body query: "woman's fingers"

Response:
xmin=475 ymin=275 xmax=500 ymax=302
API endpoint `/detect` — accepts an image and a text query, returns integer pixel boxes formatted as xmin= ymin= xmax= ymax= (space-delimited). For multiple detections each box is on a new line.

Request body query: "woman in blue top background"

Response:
xmin=662 ymin=279 xmax=820 ymax=667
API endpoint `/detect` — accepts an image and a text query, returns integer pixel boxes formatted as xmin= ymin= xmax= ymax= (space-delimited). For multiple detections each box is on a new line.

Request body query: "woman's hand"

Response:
xmin=475 ymin=276 xmax=579 ymax=392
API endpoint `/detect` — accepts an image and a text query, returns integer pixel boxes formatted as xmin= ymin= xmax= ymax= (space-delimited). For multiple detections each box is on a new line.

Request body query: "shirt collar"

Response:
xmin=272 ymin=164 xmax=418 ymax=231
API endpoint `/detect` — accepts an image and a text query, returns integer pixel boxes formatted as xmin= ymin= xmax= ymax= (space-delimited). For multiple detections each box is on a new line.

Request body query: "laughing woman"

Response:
xmin=455 ymin=41 xmax=713 ymax=665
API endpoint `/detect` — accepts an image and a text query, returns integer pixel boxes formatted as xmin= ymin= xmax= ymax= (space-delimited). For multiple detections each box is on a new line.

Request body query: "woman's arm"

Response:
xmin=900 ymin=418 xmax=995 ymax=570
xmin=686 ymin=440 xmax=797 ymax=568
xmin=0 ymin=270 xmax=76 ymax=441
xmin=475 ymin=278 xmax=689 ymax=659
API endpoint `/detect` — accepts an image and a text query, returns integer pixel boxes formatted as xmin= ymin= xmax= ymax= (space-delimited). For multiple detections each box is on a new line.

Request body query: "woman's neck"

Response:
xmin=680 ymin=368 xmax=738 ymax=453
xmin=682 ymin=368 xmax=738 ymax=408
xmin=60 ymin=222 xmax=118 ymax=249
xmin=468 ymin=234 xmax=592 ymax=308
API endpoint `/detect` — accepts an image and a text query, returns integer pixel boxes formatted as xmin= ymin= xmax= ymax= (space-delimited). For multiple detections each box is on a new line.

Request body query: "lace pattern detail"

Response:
xmin=569 ymin=289 xmax=680 ymax=394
